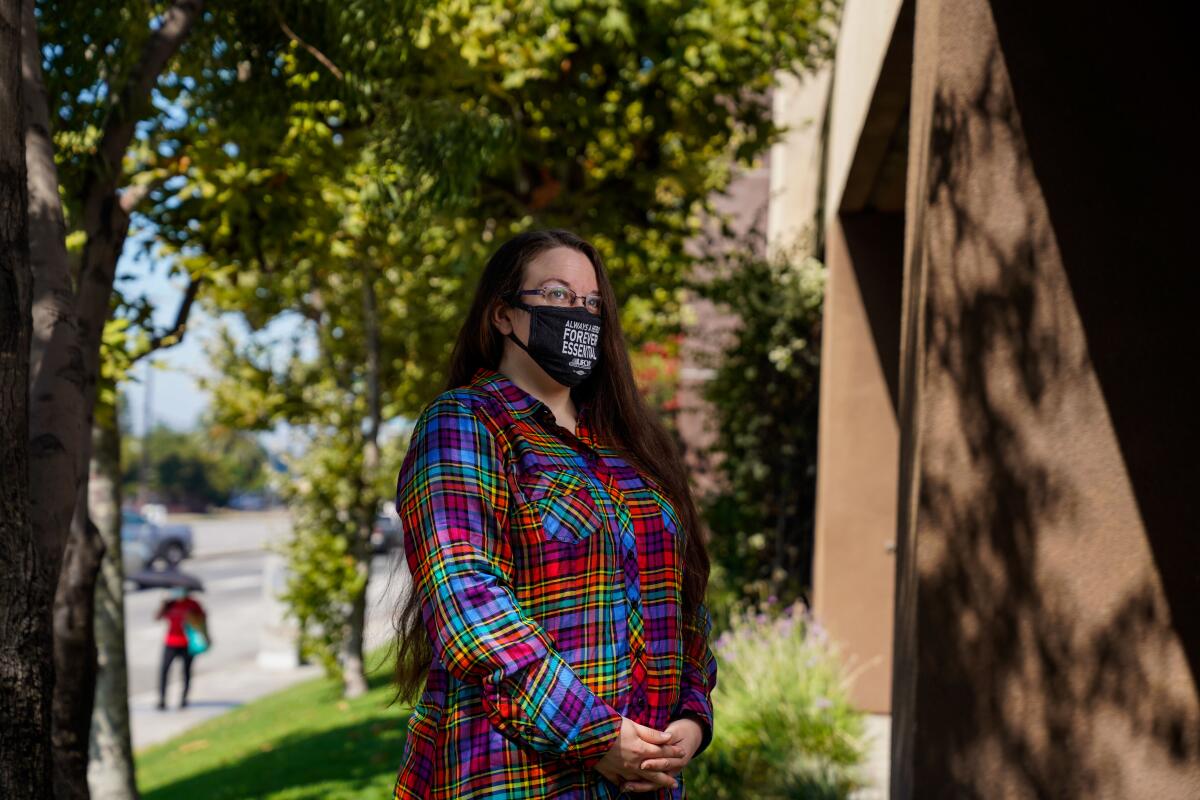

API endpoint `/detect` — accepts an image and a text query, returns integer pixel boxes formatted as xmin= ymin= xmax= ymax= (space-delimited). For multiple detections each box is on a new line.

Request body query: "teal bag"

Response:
xmin=184 ymin=621 xmax=209 ymax=656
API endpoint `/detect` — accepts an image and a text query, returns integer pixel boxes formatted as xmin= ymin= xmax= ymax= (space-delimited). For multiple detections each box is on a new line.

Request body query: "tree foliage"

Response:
xmin=118 ymin=419 xmax=271 ymax=509
xmin=182 ymin=0 xmax=837 ymax=685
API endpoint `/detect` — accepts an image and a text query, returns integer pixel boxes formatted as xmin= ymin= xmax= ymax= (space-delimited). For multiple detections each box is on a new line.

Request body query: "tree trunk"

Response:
xmin=50 ymin=171 xmax=127 ymax=799
xmin=341 ymin=275 xmax=383 ymax=698
xmin=87 ymin=408 xmax=138 ymax=800
xmin=49 ymin=146 xmax=128 ymax=794
xmin=23 ymin=0 xmax=84 ymax=586
xmin=49 ymin=2 xmax=205 ymax=788
xmin=51 ymin=481 xmax=104 ymax=800
xmin=342 ymin=585 xmax=369 ymax=698
xmin=0 ymin=2 xmax=55 ymax=796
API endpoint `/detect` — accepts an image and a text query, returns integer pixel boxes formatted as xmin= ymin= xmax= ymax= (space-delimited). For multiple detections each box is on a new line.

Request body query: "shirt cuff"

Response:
xmin=567 ymin=698 xmax=623 ymax=770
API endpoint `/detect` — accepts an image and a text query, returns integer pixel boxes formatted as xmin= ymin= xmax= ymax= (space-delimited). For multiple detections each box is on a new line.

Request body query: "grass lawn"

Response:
xmin=136 ymin=648 xmax=411 ymax=800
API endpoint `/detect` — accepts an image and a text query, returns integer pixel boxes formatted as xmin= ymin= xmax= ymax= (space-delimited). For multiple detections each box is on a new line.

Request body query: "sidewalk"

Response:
xmin=130 ymin=660 xmax=324 ymax=750
xmin=849 ymin=713 xmax=891 ymax=800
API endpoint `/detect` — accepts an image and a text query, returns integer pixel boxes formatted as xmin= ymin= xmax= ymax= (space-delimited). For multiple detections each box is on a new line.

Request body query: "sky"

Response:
xmin=117 ymin=232 xmax=214 ymax=437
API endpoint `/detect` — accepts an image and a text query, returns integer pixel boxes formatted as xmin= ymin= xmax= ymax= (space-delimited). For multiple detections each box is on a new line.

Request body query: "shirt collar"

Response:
xmin=469 ymin=366 xmax=594 ymax=436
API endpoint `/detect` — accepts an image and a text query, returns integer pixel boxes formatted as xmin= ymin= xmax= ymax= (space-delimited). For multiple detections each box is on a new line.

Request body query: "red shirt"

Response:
xmin=161 ymin=597 xmax=204 ymax=647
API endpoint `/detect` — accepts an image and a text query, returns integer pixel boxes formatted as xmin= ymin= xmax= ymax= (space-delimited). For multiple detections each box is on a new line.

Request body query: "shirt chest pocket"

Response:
xmin=513 ymin=467 xmax=603 ymax=545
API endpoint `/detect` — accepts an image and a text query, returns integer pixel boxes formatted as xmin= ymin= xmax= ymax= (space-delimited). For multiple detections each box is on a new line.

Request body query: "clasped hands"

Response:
xmin=594 ymin=716 xmax=703 ymax=793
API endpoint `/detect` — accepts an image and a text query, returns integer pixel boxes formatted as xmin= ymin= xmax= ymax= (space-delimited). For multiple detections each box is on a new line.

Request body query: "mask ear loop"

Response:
xmin=501 ymin=291 xmax=534 ymax=353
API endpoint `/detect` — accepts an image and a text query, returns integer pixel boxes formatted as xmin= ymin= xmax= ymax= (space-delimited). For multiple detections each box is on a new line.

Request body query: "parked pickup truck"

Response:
xmin=121 ymin=508 xmax=194 ymax=570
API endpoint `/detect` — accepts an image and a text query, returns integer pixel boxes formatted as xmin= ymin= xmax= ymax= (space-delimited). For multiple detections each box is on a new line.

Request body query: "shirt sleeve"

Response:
xmin=669 ymin=599 xmax=718 ymax=758
xmin=396 ymin=395 xmax=623 ymax=768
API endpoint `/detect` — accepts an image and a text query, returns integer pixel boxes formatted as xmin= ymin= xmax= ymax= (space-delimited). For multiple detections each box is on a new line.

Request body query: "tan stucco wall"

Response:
xmin=811 ymin=212 xmax=902 ymax=714
xmin=767 ymin=68 xmax=831 ymax=257
xmin=890 ymin=0 xmax=1200 ymax=796
xmin=824 ymin=0 xmax=906 ymax=230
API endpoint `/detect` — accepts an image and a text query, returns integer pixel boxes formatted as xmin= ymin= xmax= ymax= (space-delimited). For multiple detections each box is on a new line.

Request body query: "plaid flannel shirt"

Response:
xmin=392 ymin=366 xmax=717 ymax=800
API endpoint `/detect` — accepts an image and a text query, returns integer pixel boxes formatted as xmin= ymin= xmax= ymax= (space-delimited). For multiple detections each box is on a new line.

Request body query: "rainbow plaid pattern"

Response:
xmin=392 ymin=366 xmax=717 ymax=800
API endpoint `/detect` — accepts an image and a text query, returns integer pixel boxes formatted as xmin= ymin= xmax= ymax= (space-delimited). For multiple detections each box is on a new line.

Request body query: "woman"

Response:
xmin=155 ymin=586 xmax=206 ymax=710
xmin=392 ymin=229 xmax=717 ymax=799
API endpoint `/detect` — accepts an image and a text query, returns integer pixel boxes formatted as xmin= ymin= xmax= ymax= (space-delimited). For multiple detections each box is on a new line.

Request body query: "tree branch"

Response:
xmin=131 ymin=275 xmax=203 ymax=362
xmin=94 ymin=0 xmax=206 ymax=185
xmin=273 ymin=5 xmax=344 ymax=81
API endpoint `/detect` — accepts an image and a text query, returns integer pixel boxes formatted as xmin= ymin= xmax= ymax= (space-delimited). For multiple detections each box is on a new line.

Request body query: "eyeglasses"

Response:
xmin=510 ymin=283 xmax=603 ymax=316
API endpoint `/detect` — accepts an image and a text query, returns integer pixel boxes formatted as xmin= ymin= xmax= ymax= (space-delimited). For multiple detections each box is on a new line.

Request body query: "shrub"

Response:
xmin=687 ymin=598 xmax=868 ymax=799
xmin=693 ymin=229 xmax=827 ymax=616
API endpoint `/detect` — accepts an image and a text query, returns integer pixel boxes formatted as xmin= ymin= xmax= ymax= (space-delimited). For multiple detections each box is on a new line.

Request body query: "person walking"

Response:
xmin=391 ymin=229 xmax=717 ymax=799
xmin=155 ymin=586 xmax=206 ymax=710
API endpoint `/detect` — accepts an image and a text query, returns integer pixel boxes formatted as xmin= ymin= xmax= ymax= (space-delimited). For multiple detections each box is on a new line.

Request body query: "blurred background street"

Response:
xmin=123 ymin=511 xmax=408 ymax=750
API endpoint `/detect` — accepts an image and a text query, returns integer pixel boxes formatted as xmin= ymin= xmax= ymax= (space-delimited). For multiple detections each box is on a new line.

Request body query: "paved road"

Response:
xmin=127 ymin=512 xmax=410 ymax=750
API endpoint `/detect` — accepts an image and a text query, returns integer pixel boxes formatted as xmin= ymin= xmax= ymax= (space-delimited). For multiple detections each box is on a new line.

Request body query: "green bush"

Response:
xmin=688 ymin=598 xmax=867 ymax=799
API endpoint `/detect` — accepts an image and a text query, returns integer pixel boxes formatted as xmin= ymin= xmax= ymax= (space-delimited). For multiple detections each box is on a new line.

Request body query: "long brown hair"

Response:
xmin=392 ymin=228 xmax=711 ymax=705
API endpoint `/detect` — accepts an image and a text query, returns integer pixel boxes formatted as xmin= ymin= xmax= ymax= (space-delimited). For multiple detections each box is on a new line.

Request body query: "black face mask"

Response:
xmin=504 ymin=297 xmax=602 ymax=387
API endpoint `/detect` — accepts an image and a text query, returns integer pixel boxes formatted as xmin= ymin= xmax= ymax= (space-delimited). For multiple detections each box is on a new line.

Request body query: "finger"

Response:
xmin=624 ymin=762 xmax=681 ymax=786
xmin=639 ymin=757 xmax=687 ymax=771
xmin=624 ymin=776 xmax=678 ymax=792
xmin=632 ymin=767 xmax=679 ymax=789
xmin=622 ymin=781 xmax=661 ymax=792
xmin=633 ymin=721 xmax=673 ymax=744
xmin=634 ymin=741 xmax=686 ymax=760
xmin=648 ymin=743 xmax=687 ymax=761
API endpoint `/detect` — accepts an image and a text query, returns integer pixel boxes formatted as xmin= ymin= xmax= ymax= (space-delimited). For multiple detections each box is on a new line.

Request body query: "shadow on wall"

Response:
xmin=840 ymin=211 xmax=904 ymax=415
xmin=910 ymin=4 xmax=1199 ymax=796
xmin=986 ymin=0 xmax=1200 ymax=683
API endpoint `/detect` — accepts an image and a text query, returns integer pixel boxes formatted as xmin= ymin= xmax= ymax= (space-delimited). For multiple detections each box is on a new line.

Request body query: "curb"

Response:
xmin=187 ymin=548 xmax=270 ymax=562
